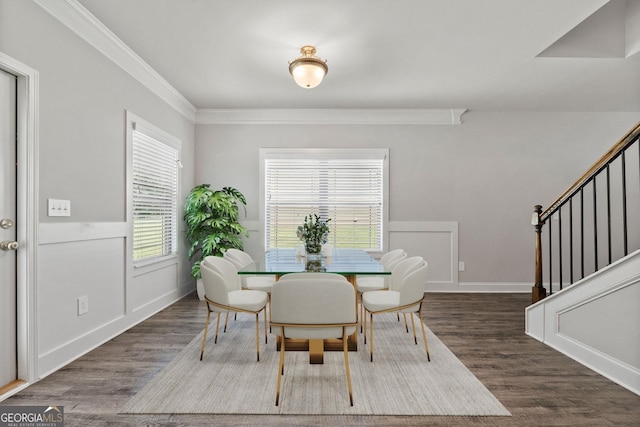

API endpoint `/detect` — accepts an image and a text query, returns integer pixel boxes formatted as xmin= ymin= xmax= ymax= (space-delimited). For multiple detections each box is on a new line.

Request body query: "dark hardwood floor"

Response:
xmin=2 ymin=292 xmax=639 ymax=426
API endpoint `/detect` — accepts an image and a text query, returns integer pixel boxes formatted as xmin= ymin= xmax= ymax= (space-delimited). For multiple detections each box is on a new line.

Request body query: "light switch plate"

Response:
xmin=48 ymin=198 xmax=71 ymax=217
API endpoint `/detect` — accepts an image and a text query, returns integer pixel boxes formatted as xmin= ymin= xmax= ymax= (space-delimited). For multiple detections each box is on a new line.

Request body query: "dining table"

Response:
xmin=238 ymin=248 xmax=390 ymax=363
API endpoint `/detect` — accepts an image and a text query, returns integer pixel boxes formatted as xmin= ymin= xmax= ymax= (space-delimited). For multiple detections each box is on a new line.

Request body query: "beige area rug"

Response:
xmin=121 ymin=313 xmax=511 ymax=416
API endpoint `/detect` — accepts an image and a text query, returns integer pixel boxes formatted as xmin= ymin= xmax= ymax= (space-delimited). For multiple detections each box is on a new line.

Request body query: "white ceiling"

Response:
xmin=75 ymin=0 xmax=640 ymax=112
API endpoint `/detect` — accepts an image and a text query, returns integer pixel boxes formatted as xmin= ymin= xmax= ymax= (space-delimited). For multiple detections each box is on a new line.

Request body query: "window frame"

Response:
xmin=260 ymin=148 xmax=389 ymax=254
xmin=126 ymin=111 xmax=181 ymax=273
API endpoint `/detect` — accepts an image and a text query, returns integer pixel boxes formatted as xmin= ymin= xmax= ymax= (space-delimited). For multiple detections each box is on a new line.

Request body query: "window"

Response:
xmin=127 ymin=113 xmax=180 ymax=265
xmin=262 ymin=149 xmax=388 ymax=251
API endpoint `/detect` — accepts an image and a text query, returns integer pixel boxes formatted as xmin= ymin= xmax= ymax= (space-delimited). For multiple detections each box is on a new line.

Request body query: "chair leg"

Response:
xmin=369 ymin=313 xmax=374 ymax=362
xmin=214 ymin=312 xmax=221 ymax=344
xmin=343 ymin=327 xmax=354 ymax=406
xmin=409 ymin=312 xmax=418 ymax=344
xmin=199 ymin=309 xmax=212 ymax=361
xmin=275 ymin=327 xmax=286 ymax=406
xmin=418 ymin=313 xmax=431 ymax=362
xmin=224 ymin=311 xmax=230 ymax=333
xmin=255 ymin=313 xmax=261 ymax=362
xmin=263 ymin=307 xmax=268 ymax=344
xmin=268 ymin=294 xmax=272 ymax=333
xmin=363 ymin=305 xmax=367 ymax=344
xmin=358 ymin=292 xmax=364 ymax=333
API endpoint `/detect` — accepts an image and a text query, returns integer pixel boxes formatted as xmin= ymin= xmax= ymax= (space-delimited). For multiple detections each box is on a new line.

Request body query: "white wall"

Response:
xmin=0 ymin=0 xmax=195 ymax=379
xmin=195 ymin=112 xmax=639 ymax=290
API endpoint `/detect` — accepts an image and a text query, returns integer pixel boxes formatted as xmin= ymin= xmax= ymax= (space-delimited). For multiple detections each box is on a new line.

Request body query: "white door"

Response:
xmin=0 ymin=69 xmax=18 ymax=389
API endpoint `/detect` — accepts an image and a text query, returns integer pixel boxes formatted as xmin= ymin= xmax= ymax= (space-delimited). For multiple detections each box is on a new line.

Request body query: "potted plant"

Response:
xmin=296 ymin=213 xmax=331 ymax=255
xmin=296 ymin=214 xmax=331 ymax=270
xmin=184 ymin=184 xmax=248 ymax=298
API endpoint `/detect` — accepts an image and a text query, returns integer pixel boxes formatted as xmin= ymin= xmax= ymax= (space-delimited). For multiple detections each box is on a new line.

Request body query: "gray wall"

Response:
xmin=195 ymin=112 xmax=639 ymax=287
xmin=1 ymin=0 xmax=195 ymax=377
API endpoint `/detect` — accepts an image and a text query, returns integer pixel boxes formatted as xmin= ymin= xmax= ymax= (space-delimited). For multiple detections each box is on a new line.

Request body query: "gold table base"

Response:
xmin=276 ymin=334 xmax=358 ymax=364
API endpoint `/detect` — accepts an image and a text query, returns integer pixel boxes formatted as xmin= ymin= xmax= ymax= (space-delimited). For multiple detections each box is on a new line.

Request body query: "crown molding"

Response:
xmin=34 ymin=0 xmax=197 ymax=122
xmin=33 ymin=1 xmax=467 ymax=126
xmin=195 ymin=108 xmax=467 ymax=125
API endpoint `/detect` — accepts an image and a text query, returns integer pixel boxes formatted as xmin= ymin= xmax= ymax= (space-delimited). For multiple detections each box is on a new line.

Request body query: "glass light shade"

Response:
xmin=290 ymin=61 xmax=327 ymax=88
xmin=289 ymin=46 xmax=328 ymax=89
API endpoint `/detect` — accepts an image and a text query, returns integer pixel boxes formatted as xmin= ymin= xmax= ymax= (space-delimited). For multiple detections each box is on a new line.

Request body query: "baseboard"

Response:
xmin=37 ymin=286 xmax=192 ymax=379
xmin=426 ymin=282 xmax=531 ymax=293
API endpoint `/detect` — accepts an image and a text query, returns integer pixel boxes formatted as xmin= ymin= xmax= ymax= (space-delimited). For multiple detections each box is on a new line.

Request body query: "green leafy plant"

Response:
xmin=184 ymin=184 xmax=248 ymax=278
xmin=296 ymin=213 xmax=331 ymax=254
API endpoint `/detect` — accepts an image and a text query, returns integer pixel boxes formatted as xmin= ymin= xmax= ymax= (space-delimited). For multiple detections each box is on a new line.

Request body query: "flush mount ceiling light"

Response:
xmin=288 ymin=45 xmax=328 ymax=89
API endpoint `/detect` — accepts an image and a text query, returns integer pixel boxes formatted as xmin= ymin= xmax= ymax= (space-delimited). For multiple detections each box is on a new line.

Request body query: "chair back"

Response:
xmin=271 ymin=277 xmax=357 ymax=340
xmin=203 ymin=256 xmax=241 ymax=291
xmin=200 ymin=261 xmax=232 ymax=307
xmin=379 ymin=248 xmax=406 ymax=268
xmin=389 ymin=256 xmax=424 ymax=291
xmin=278 ymin=272 xmax=348 ymax=282
xmin=224 ymin=248 xmax=253 ymax=268
xmin=398 ymin=260 xmax=428 ymax=307
xmin=381 ymin=252 xmax=408 ymax=286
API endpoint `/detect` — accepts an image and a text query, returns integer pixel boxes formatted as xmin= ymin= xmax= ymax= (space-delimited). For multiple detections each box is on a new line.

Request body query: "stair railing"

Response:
xmin=532 ymin=121 xmax=640 ymax=303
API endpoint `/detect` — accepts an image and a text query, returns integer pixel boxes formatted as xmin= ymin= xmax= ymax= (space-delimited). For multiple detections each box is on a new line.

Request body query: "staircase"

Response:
xmin=525 ymin=122 xmax=640 ymax=396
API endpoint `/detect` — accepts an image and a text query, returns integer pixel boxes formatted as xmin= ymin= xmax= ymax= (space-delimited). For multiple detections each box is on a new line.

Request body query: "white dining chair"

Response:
xmin=224 ymin=248 xmax=276 ymax=293
xmin=224 ymin=248 xmax=276 ymax=325
xmin=356 ymin=248 xmax=407 ymax=292
xmin=270 ymin=275 xmax=358 ymax=406
xmin=356 ymin=249 xmax=407 ymax=330
xmin=199 ymin=256 xmax=268 ymax=362
xmin=362 ymin=257 xmax=430 ymax=362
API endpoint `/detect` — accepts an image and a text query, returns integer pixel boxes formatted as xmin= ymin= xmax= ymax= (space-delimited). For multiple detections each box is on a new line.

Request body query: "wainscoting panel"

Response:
xmin=128 ymin=263 xmax=179 ymax=314
xmin=388 ymin=221 xmax=459 ymax=291
xmin=37 ymin=234 xmax=126 ymax=376
xmin=526 ymin=249 xmax=640 ymax=395
xmin=36 ymin=222 xmax=191 ymax=378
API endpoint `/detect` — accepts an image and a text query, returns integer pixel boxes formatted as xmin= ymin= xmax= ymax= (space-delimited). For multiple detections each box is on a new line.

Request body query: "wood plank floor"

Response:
xmin=2 ymin=292 xmax=639 ymax=426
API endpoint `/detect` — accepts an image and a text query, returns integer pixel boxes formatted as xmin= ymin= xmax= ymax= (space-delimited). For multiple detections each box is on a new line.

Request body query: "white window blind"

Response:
xmin=132 ymin=127 xmax=178 ymax=263
xmin=265 ymin=153 xmax=385 ymax=251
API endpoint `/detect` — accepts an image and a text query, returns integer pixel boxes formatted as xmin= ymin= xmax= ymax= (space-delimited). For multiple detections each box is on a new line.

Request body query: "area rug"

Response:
xmin=121 ymin=313 xmax=510 ymax=416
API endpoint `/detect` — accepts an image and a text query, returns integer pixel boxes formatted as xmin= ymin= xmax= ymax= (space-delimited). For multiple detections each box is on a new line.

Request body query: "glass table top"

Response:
xmin=238 ymin=248 xmax=390 ymax=276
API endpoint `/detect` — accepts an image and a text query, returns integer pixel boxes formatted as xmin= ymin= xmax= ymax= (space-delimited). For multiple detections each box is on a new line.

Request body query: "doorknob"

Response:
xmin=0 ymin=240 xmax=19 ymax=251
xmin=0 ymin=218 xmax=13 ymax=229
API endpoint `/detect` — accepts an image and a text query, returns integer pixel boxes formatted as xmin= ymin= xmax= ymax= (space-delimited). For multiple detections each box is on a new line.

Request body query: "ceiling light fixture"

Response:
xmin=289 ymin=45 xmax=328 ymax=89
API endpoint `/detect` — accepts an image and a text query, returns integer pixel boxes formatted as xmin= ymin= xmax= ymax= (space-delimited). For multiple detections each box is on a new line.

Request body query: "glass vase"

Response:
xmin=305 ymin=241 xmax=323 ymax=271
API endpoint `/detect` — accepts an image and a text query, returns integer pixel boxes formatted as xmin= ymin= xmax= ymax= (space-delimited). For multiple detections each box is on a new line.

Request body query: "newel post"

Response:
xmin=531 ymin=205 xmax=547 ymax=303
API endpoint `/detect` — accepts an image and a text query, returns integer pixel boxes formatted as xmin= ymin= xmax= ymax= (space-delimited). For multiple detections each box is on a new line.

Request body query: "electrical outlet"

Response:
xmin=458 ymin=261 xmax=465 ymax=272
xmin=78 ymin=296 xmax=88 ymax=316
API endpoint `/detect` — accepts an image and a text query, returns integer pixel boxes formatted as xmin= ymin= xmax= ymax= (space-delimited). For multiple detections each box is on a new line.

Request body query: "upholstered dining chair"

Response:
xmin=356 ymin=249 xmax=406 ymax=330
xmin=357 ymin=249 xmax=406 ymax=330
xmin=224 ymin=248 xmax=275 ymax=325
xmin=270 ymin=276 xmax=358 ymax=407
xmin=199 ymin=256 xmax=268 ymax=362
xmin=361 ymin=255 xmax=424 ymax=340
xmin=224 ymin=248 xmax=276 ymax=292
xmin=362 ymin=257 xmax=430 ymax=362
xmin=356 ymin=248 xmax=406 ymax=292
